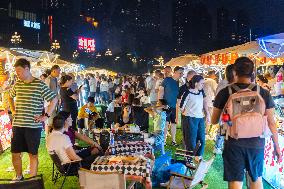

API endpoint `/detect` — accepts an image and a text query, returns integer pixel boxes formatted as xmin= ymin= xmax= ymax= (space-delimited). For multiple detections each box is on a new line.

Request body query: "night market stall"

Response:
xmin=0 ymin=47 xmax=83 ymax=154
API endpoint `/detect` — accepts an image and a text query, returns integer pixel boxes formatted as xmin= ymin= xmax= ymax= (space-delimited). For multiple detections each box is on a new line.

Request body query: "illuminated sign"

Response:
xmin=0 ymin=110 xmax=12 ymax=152
xmin=23 ymin=20 xmax=40 ymax=30
xmin=78 ymin=37 xmax=96 ymax=52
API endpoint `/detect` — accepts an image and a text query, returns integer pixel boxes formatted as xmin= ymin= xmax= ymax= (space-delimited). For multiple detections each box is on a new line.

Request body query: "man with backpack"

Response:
xmin=211 ymin=57 xmax=281 ymax=189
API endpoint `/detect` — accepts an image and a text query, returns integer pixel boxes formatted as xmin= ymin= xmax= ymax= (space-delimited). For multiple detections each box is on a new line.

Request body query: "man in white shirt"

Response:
xmin=147 ymin=70 xmax=161 ymax=105
xmin=100 ymin=77 xmax=109 ymax=104
xmin=89 ymin=74 xmax=97 ymax=97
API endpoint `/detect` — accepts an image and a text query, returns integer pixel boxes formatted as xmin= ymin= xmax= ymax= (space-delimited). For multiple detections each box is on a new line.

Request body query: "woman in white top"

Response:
xmin=180 ymin=75 xmax=210 ymax=159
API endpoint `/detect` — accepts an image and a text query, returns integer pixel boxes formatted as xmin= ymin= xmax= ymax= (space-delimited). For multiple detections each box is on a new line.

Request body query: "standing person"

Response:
xmin=216 ymin=65 xmax=236 ymax=94
xmin=89 ymin=74 xmax=97 ymax=98
xmin=163 ymin=66 xmax=172 ymax=78
xmin=156 ymin=72 xmax=164 ymax=99
xmin=145 ymin=72 xmax=153 ymax=90
xmin=211 ymin=57 xmax=282 ymax=189
xmin=203 ymin=70 xmax=218 ymax=134
xmin=108 ymin=77 xmax=114 ymax=100
xmin=158 ymin=66 xmax=184 ymax=146
xmin=8 ymin=59 xmax=58 ymax=180
xmin=147 ymin=70 xmax=160 ymax=106
xmin=45 ymin=65 xmax=61 ymax=133
xmin=83 ymin=75 xmax=90 ymax=104
xmin=176 ymin=70 xmax=196 ymax=147
xmin=214 ymin=64 xmax=236 ymax=154
xmin=100 ymin=77 xmax=109 ymax=105
xmin=95 ymin=76 xmax=101 ymax=104
xmin=180 ymin=75 xmax=210 ymax=160
xmin=176 ymin=70 xmax=197 ymax=120
xmin=60 ymin=75 xmax=79 ymax=131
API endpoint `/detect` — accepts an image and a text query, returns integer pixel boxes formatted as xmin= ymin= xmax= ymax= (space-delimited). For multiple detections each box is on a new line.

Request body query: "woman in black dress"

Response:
xmin=60 ymin=75 xmax=79 ymax=131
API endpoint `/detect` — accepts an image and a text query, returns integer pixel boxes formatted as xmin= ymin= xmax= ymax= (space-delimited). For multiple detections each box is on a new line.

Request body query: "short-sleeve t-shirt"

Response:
xmin=214 ymin=83 xmax=275 ymax=148
xmin=10 ymin=78 xmax=56 ymax=128
xmin=161 ymin=77 xmax=179 ymax=108
xmin=180 ymin=90 xmax=206 ymax=118
xmin=177 ymin=82 xmax=189 ymax=100
xmin=60 ymin=87 xmax=77 ymax=111
xmin=46 ymin=130 xmax=73 ymax=164
xmin=78 ymin=104 xmax=98 ymax=119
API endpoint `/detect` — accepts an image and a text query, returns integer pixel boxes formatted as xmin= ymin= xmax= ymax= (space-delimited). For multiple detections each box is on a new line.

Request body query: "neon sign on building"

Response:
xmin=23 ymin=20 xmax=40 ymax=30
xmin=78 ymin=37 xmax=96 ymax=52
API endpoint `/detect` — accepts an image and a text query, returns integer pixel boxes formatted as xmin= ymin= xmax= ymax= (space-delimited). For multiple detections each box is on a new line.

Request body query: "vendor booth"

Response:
xmin=0 ymin=47 xmax=83 ymax=153
xmin=165 ymin=54 xmax=225 ymax=79
xmin=79 ymin=67 xmax=117 ymax=77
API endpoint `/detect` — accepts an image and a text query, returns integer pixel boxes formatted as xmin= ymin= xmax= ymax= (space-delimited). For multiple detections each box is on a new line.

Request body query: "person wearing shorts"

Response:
xmin=9 ymin=59 xmax=58 ymax=181
xmin=159 ymin=66 xmax=184 ymax=146
xmin=211 ymin=57 xmax=281 ymax=189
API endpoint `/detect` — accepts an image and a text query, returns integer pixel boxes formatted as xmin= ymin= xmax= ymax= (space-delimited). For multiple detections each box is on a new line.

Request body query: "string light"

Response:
xmin=258 ymin=39 xmax=284 ymax=58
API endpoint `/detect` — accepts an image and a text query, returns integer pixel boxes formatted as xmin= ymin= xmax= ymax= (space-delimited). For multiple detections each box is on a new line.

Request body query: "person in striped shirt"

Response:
xmin=8 ymin=58 xmax=58 ymax=181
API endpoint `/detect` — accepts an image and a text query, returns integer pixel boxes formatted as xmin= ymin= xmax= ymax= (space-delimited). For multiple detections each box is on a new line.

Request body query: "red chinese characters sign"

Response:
xmin=78 ymin=37 xmax=96 ymax=52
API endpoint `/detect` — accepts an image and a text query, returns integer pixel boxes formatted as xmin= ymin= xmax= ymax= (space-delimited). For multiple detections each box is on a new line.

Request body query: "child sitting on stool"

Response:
xmin=144 ymin=99 xmax=168 ymax=155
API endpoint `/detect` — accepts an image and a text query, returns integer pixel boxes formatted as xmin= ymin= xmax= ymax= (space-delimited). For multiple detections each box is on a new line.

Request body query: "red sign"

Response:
xmin=78 ymin=37 xmax=96 ymax=52
xmin=0 ymin=110 xmax=12 ymax=152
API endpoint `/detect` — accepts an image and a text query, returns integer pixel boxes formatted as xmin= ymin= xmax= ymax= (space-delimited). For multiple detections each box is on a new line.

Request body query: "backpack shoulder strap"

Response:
xmin=228 ymin=85 xmax=233 ymax=95
xmin=231 ymin=84 xmax=241 ymax=92
xmin=247 ymin=83 xmax=256 ymax=90
xmin=256 ymin=84 xmax=260 ymax=93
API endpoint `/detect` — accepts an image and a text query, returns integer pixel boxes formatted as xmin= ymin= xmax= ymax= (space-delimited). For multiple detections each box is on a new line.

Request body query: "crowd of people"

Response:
xmin=1 ymin=56 xmax=282 ymax=189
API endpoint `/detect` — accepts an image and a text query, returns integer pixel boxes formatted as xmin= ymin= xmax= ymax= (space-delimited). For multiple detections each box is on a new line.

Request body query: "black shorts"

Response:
xmin=77 ymin=119 xmax=85 ymax=129
xmin=223 ymin=141 xmax=264 ymax=182
xmin=166 ymin=107 xmax=176 ymax=124
xmin=11 ymin=127 xmax=42 ymax=155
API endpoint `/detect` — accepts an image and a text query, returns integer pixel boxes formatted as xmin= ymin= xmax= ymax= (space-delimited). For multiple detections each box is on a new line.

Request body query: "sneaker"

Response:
xmin=11 ymin=175 xmax=24 ymax=183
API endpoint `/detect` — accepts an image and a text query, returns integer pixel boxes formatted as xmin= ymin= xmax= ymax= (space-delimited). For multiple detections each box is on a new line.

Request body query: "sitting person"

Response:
xmin=136 ymin=89 xmax=149 ymax=106
xmin=106 ymin=94 xmax=122 ymax=126
xmin=132 ymin=98 xmax=148 ymax=131
xmin=115 ymin=103 xmax=133 ymax=128
xmin=77 ymin=96 xmax=99 ymax=136
xmin=144 ymin=99 xmax=168 ymax=155
xmin=58 ymin=111 xmax=104 ymax=158
xmin=46 ymin=115 xmax=96 ymax=170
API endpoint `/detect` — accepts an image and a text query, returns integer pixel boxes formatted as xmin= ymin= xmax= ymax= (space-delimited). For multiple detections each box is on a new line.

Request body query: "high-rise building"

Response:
xmin=159 ymin=0 xmax=173 ymax=37
xmin=0 ymin=0 xmax=50 ymax=49
xmin=173 ymin=0 xmax=190 ymax=52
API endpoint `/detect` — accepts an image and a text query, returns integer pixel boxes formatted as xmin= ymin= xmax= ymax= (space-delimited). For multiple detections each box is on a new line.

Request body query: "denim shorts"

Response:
xmin=223 ymin=141 xmax=264 ymax=182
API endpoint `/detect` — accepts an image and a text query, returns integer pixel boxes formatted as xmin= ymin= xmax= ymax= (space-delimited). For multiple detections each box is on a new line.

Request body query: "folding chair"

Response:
xmin=173 ymin=142 xmax=201 ymax=176
xmin=166 ymin=155 xmax=215 ymax=189
xmin=78 ymin=168 xmax=136 ymax=189
xmin=0 ymin=175 xmax=44 ymax=189
xmin=49 ymin=151 xmax=81 ymax=189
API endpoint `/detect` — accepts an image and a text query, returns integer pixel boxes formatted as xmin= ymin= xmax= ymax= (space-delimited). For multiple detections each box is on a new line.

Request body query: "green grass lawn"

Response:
xmin=0 ymin=117 xmax=273 ymax=189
